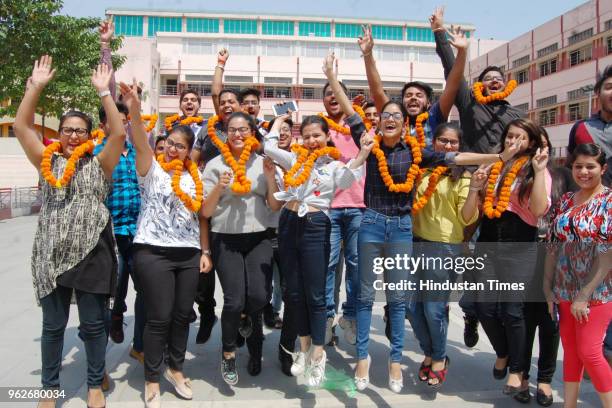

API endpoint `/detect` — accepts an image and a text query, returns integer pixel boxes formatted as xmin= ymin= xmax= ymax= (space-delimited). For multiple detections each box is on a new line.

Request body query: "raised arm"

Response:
xmin=211 ymin=48 xmax=228 ymax=115
xmin=322 ymin=53 xmax=356 ymax=118
xmin=13 ymin=56 xmax=56 ymax=169
xmin=358 ymin=25 xmax=389 ymax=112
xmin=119 ymin=80 xmax=152 ymax=177
xmin=528 ymin=148 xmax=551 ymax=218
xmin=437 ymin=26 xmax=469 ymax=119
xmin=99 ymin=19 xmax=117 ymax=101
xmin=264 ymin=114 xmax=295 ymax=169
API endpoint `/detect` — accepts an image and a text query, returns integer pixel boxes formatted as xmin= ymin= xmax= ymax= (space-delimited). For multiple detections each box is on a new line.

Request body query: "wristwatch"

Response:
xmin=202 ymin=249 xmax=212 ymax=256
xmin=98 ymin=89 xmax=111 ymax=98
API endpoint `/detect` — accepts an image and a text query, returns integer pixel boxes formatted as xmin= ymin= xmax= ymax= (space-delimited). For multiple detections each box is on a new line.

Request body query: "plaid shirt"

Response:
xmin=93 ymin=140 xmax=140 ymax=236
xmin=347 ymin=113 xmax=455 ymax=217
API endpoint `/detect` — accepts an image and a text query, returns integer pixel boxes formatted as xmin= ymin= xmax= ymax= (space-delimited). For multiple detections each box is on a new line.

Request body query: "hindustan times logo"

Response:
xmin=371 ymin=254 xmax=486 ymax=275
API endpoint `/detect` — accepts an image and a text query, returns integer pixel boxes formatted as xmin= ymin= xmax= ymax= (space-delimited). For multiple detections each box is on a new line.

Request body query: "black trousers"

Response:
xmin=522 ymin=302 xmax=560 ymax=383
xmin=133 ymin=244 xmax=200 ymax=382
xmin=211 ymin=231 xmax=272 ymax=356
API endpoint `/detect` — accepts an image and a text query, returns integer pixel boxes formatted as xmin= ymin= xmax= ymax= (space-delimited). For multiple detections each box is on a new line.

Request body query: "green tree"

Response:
xmin=0 ymin=0 xmax=125 ymax=120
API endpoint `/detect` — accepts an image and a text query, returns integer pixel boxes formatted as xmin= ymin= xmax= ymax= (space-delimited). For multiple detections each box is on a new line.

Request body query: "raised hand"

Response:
xmin=358 ymin=25 xmax=374 ymax=56
xmin=429 ymin=6 xmax=445 ymax=32
xmin=531 ymin=147 xmax=549 ymax=173
xmin=99 ymin=19 xmax=114 ymax=43
xmin=359 ymin=132 xmax=375 ymax=154
xmin=500 ymin=135 xmax=526 ymax=162
xmin=470 ymin=163 xmax=491 ymax=190
xmin=352 ymin=94 xmax=366 ymax=107
xmin=217 ymin=171 xmax=232 ymax=190
xmin=447 ymin=25 xmax=469 ymax=51
xmin=118 ymin=79 xmax=142 ymax=112
xmin=322 ymin=53 xmax=335 ymax=77
xmin=91 ymin=63 xmax=113 ymax=93
xmin=217 ymin=48 xmax=229 ymax=65
xmin=30 ymin=55 xmax=56 ymax=90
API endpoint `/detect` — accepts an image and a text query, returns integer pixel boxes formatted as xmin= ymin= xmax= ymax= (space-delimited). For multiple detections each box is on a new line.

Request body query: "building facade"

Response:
xmin=465 ymin=0 xmax=612 ymax=156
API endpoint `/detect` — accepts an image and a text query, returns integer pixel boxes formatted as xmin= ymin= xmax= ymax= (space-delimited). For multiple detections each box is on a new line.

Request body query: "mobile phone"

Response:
xmin=552 ymin=303 xmax=559 ymax=322
xmin=272 ymin=100 xmax=298 ymax=116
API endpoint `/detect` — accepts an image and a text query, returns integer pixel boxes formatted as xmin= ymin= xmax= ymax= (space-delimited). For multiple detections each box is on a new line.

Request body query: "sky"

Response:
xmin=61 ymin=0 xmax=587 ymax=41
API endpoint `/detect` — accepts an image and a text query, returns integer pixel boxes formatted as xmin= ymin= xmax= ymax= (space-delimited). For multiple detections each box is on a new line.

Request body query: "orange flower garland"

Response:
xmin=283 ymin=145 xmax=341 ymax=189
xmin=164 ymin=114 xmax=203 ymax=131
xmin=483 ymin=156 xmax=529 ymax=218
xmin=156 ymin=154 xmax=204 ymax=212
xmin=141 ymin=114 xmax=158 ymax=133
xmin=473 ymin=80 xmax=518 ymax=104
xmin=318 ymin=104 xmax=372 ymax=135
xmin=372 ymin=134 xmax=422 ymax=193
xmin=412 ymin=166 xmax=449 ymax=213
xmin=207 ymin=115 xmax=260 ymax=194
xmin=410 ymin=112 xmax=429 ymax=150
xmin=91 ymin=114 xmax=159 ymax=145
xmin=40 ymin=140 xmax=95 ymax=188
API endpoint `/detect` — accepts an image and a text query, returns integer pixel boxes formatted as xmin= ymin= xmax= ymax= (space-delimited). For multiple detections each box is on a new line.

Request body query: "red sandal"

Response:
xmin=427 ymin=357 xmax=450 ymax=389
xmin=418 ymin=361 xmax=431 ymax=382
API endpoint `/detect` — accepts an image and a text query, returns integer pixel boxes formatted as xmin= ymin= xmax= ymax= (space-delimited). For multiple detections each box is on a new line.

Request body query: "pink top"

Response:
xmin=505 ymin=167 xmax=552 ymax=227
xmin=329 ymin=127 xmax=365 ymax=208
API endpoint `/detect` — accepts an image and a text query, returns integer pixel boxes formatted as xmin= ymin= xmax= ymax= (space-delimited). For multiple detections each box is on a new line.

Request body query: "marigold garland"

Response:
xmin=412 ymin=166 xmax=449 ymax=213
xmin=483 ymin=155 xmax=529 ymax=218
xmin=372 ymin=133 xmax=422 ymax=193
xmin=283 ymin=145 xmax=341 ymax=189
xmin=410 ymin=112 xmax=429 ymax=150
xmin=40 ymin=140 xmax=95 ymax=188
xmin=473 ymin=80 xmax=518 ymax=104
xmin=164 ymin=114 xmax=203 ymax=131
xmin=91 ymin=114 xmax=158 ymax=145
xmin=317 ymin=104 xmax=372 ymax=135
xmin=156 ymin=154 xmax=204 ymax=212
xmin=207 ymin=115 xmax=260 ymax=194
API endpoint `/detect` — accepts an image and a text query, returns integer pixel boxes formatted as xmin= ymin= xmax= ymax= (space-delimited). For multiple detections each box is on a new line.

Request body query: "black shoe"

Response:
xmin=503 ymin=384 xmax=522 ymax=396
xmin=493 ymin=364 xmax=508 ymax=380
xmin=247 ymin=355 xmax=262 ymax=376
xmin=263 ymin=304 xmax=275 ymax=329
xmin=109 ymin=313 xmax=124 ymax=344
xmin=326 ymin=326 xmax=338 ymax=347
xmin=238 ymin=315 xmax=253 ymax=338
xmin=221 ymin=356 xmax=238 ymax=385
xmin=536 ymin=388 xmax=553 ymax=407
xmin=463 ymin=314 xmax=479 ymax=348
xmin=196 ymin=314 xmax=218 ymax=344
xmin=188 ymin=308 xmax=197 ymax=323
xmin=513 ymin=389 xmax=531 ymax=404
xmin=278 ymin=345 xmax=293 ymax=377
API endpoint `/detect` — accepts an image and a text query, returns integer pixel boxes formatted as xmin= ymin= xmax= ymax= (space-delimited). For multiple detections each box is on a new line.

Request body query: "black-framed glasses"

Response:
xmin=228 ymin=127 xmax=251 ymax=135
xmin=436 ymin=137 xmax=460 ymax=147
xmin=59 ymin=127 xmax=88 ymax=137
xmin=166 ymin=139 xmax=188 ymax=151
xmin=380 ymin=112 xmax=403 ymax=120
xmin=482 ymin=76 xmax=504 ymax=82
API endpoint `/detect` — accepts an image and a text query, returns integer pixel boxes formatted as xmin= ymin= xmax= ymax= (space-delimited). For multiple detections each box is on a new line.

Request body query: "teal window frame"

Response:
xmin=147 ymin=16 xmax=182 ymax=37
xmin=224 ymin=19 xmax=257 ymax=34
xmin=262 ymin=20 xmax=294 ymax=36
xmin=186 ymin=18 xmax=219 ymax=33
xmin=114 ymin=15 xmax=143 ymax=37
xmin=298 ymin=21 xmax=331 ymax=37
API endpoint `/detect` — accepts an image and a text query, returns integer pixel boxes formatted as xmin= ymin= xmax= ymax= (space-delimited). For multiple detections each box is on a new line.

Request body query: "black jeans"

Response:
xmin=476 ymin=212 xmax=538 ymax=375
xmin=278 ymin=209 xmax=331 ymax=346
xmin=41 ymin=285 xmax=107 ymax=388
xmin=211 ymin=231 xmax=272 ymax=356
xmin=133 ymin=244 xmax=200 ymax=382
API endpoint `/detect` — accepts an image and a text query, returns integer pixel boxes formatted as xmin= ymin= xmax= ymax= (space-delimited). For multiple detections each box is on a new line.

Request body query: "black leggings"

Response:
xmin=133 ymin=244 xmax=200 ymax=382
xmin=211 ymin=231 xmax=272 ymax=356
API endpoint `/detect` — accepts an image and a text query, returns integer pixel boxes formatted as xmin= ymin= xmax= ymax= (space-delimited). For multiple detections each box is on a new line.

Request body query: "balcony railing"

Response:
xmin=160 ymin=85 xmax=178 ymax=96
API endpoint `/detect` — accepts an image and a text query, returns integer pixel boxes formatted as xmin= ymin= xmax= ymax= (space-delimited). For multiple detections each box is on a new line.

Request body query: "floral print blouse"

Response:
xmin=548 ymin=187 xmax=611 ymax=303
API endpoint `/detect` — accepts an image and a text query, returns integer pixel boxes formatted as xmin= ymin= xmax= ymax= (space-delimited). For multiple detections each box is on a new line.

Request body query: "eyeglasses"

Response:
xmin=59 ymin=127 xmax=88 ymax=137
xmin=165 ymin=139 xmax=188 ymax=151
xmin=241 ymin=100 xmax=259 ymax=106
xmin=436 ymin=137 xmax=460 ymax=147
xmin=228 ymin=127 xmax=251 ymax=135
xmin=324 ymin=91 xmax=334 ymax=97
xmin=380 ymin=112 xmax=404 ymax=120
xmin=482 ymin=76 xmax=504 ymax=82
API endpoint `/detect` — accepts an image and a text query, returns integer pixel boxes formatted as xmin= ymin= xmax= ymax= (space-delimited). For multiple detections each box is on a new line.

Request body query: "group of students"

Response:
xmin=14 ymin=7 xmax=611 ymax=408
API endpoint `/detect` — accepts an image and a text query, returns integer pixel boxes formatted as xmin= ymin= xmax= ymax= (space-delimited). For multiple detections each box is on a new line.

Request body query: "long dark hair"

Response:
xmin=498 ymin=118 xmax=545 ymax=204
xmin=300 ymin=115 xmax=335 ymax=147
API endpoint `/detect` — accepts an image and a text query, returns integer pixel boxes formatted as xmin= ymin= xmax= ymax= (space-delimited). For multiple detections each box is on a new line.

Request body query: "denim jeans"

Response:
xmin=272 ymin=248 xmax=283 ymax=314
xmin=326 ymin=208 xmax=362 ymax=320
xmin=41 ymin=285 xmax=107 ymax=389
xmin=406 ymin=240 xmax=460 ymax=361
xmin=356 ymin=208 xmax=413 ymax=362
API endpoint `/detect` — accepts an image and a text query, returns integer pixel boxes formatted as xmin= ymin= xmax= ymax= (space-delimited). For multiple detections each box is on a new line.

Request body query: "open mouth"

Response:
xmin=488 ymin=84 xmax=502 ymax=92
xmin=383 ymin=122 xmax=398 ymax=132
xmin=184 ymin=105 xmax=195 ymax=114
xmin=222 ymin=107 xmax=234 ymax=115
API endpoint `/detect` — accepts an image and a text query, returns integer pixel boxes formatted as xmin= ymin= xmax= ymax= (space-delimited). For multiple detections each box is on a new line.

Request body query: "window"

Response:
xmin=605 ymin=19 xmax=612 ymax=31
xmin=8 ymin=126 xmax=15 ymax=137
xmin=568 ymin=102 xmax=587 ymax=121
xmin=224 ymin=19 xmax=257 ymax=34
xmin=378 ymin=45 xmax=405 ymax=61
xmin=371 ymin=25 xmax=403 ymax=41
xmin=567 ymin=88 xmax=586 ymax=101
xmin=568 ymin=28 xmax=593 ymax=46
xmin=264 ymin=41 xmax=293 ymax=56
xmin=569 ymin=46 xmax=592 ymax=67
xmin=536 ymin=95 xmax=557 ymax=108
xmin=227 ymin=40 xmax=254 ymax=55
xmin=537 ymin=43 xmax=558 ymax=58
xmin=335 ymin=23 xmax=361 ymax=38
xmin=348 ymin=89 xmax=368 ymax=100
xmin=303 ymin=78 xmax=328 ymax=85
xmin=416 ymin=48 xmax=437 ymax=63
xmin=298 ymin=22 xmax=331 ymax=37
xmin=148 ymin=16 xmax=181 ymax=37
xmin=114 ymin=15 xmax=144 ymax=37
xmin=514 ymin=103 xmax=529 ymax=112
xmin=264 ymin=77 xmax=292 ymax=85
xmin=517 ymin=69 xmax=529 ymax=84
xmin=538 ymin=108 xmax=557 ymax=126
xmin=301 ymin=88 xmax=316 ymax=99
xmin=300 ymin=42 xmax=332 ymax=58
xmin=182 ymin=83 xmax=212 ymax=96
xmin=184 ymin=75 xmax=213 ymax=82
xmin=512 ymin=55 xmax=530 ymax=68
xmin=607 ymin=36 xmax=612 ymax=55
xmin=183 ymin=39 xmax=213 ymax=55
xmin=339 ymin=44 xmax=362 ymax=59
xmin=263 ymin=87 xmax=292 ymax=98
xmin=407 ymin=27 xmax=434 ymax=42
xmin=224 ymin=75 xmax=254 ymax=83
xmin=539 ymin=58 xmax=557 ymax=77
xmin=186 ymin=18 xmax=219 ymax=33
xmin=262 ymin=20 xmax=294 ymax=36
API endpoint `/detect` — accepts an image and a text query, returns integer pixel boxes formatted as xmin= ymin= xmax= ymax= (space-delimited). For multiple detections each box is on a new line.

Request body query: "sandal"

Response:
xmin=418 ymin=361 xmax=431 ymax=382
xmin=427 ymin=357 xmax=450 ymax=389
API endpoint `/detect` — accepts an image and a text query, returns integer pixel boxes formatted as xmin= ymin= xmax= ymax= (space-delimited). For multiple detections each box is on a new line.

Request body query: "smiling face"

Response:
xmin=301 ymin=123 xmax=330 ymax=152
xmin=219 ymin=92 xmax=240 ymax=123
xmin=364 ymin=106 xmax=380 ymax=128
xmin=278 ymin=122 xmax=293 ymax=151
xmin=59 ymin=116 xmax=90 ymax=158
xmin=241 ymin=94 xmax=260 ymax=118
xmin=380 ymin=103 xmax=405 ymax=140
xmin=402 ymin=86 xmax=429 ymax=117
xmin=481 ymin=70 xmax=506 ymax=96
xmin=434 ymin=129 xmax=461 ymax=153
xmin=164 ymin=131 xmax=191 ymax=162
xmin=572 ymin=155 xmax=606 ymax=190
xmin=226 ymin=116 xmax=253 ymax=152
xmin=323 ymin=88 xmax=341 ymax=118
xmin=155 ymin=139 xmax=166 ymax=155
xmin=504 ymin=125 xmax=532 ymax=154
xmin=598 ymin=77 xmax=612 ymax=117
xmin=180 ymin=92 xmax=200 ymax=117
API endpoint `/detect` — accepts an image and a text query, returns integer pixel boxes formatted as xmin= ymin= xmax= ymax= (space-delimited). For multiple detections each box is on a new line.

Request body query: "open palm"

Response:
xmin=31 ymin=55 xmax=56 ymax=89
xmin=448 ymin=26 xmax=469 ymax=50
xmin=91 ymin=64 xmax=113 ymax=93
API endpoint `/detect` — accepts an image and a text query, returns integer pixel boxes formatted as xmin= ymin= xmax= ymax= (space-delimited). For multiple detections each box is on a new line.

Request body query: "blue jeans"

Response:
xmin=406 ymin=240 xmax=460 ymax=361
xmin=356 ymin=209 xmax=413 ymax=362
xmin=326 ymin=208 xmax=362 ymax=320
xmin=41 ymin=285 xmax=107 ymax=389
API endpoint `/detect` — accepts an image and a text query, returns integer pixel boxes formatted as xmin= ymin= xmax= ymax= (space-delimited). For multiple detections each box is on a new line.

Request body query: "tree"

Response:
xmin=0 ymin=0 xmax=125 ymax=120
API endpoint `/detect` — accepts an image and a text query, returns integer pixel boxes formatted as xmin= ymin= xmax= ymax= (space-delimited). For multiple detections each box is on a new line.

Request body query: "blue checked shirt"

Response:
xmin=93 ymin=140 xmax=141 ymax=237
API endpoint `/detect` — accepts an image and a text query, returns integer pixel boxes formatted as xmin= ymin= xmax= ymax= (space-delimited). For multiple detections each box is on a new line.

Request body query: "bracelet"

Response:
xmin=498 ymin=153 xmax=505 ymax=162
xmin=202 ymin=249 xmax=211 ymax=256
xmin=216 ymin=64 xmax=225 ymax=70
xmin=98 ymin=89 xmax=111 ymax=98
xmin=469 ymin=187 xmax=481 ymax=192
xmin=361 ymin=52 xmax=372 ymax=58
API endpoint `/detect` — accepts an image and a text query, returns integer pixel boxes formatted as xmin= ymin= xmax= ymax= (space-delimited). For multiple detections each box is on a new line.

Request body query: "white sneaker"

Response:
xmin=290 ymin=350 xmax=308 ymax=376
xmin=338 ymin=316 xmax=357 ymax=345
xmin=324 ymin=317 xmax=334 ymax=345
xmin=388 ymin=360 xmax=403 ymax=393
xmin=307 ymin=350 xmax=327 ymax=387
xmin=354 ymin=355 xmax=371 ymax=391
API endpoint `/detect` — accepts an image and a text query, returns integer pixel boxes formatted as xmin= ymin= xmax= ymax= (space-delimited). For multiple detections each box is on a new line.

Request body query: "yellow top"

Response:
xmin=412 ymin=170 xmax=479 ymax=244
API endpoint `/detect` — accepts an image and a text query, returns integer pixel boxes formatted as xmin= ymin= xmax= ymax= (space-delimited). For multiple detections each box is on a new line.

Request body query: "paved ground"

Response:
xmin=0 ymin=215 xmax=602 ymax=407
